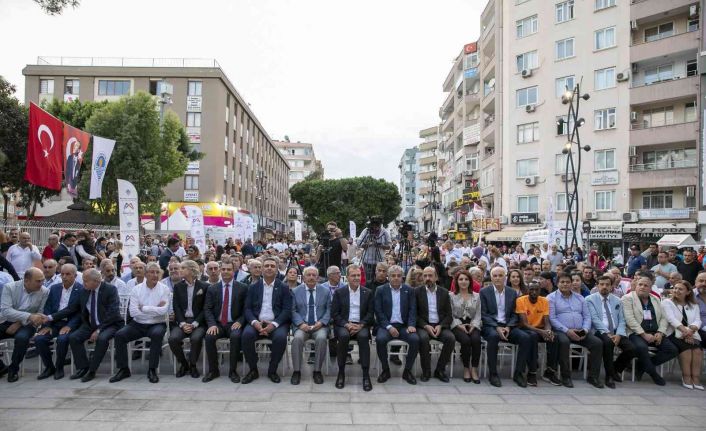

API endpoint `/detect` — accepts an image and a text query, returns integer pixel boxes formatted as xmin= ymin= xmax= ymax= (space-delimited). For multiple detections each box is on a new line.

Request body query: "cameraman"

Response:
xmin=356 ymin=217 xmax=391 ymax=283
xmin=313 ymin=221 xmax=347 ymax=275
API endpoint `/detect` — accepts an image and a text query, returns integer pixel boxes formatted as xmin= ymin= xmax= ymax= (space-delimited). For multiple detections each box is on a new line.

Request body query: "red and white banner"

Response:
xmin=63 ymin=124 xmax=91 ymax=197
xmin=25 ymin=103 xmax=64 ymax=190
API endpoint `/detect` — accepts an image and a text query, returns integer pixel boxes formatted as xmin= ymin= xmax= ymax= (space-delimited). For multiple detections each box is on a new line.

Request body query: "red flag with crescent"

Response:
xmin=63 ymin=124 xmax=91 ymax=197
xmin=24 ymin=103 xmax=65 ymax=190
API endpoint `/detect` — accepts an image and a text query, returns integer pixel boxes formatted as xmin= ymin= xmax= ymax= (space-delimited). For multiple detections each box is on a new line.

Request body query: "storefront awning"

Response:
xmin=657 ymin=234 xmax=700 ymax=249
xmin=484 ymin=227 xmax=531 ymax=242
xmin=623 ymin=223 xmax=697 ymax=235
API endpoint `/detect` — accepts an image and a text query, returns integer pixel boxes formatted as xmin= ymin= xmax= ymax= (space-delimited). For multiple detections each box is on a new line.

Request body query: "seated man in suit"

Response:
xmin=547 ymin=273 xmax=604 ymax=388
xmin=110 ymin=262 xmax=171 ymax=384
xmin=374 ymin=264 xmax=419 ymax=385
xmin=0 ymin=268 xmax=49 ymax=382
xmin=201 ymin=259 xmax=248 ymax=382
xmin=331 ymin=264 xmax=374 ymax=390
xmin=34 ymin=263 xmax=83 ymax=380
xmin=480 ymin=266 xmax=535 ymax=387
xmin=241 ymin=256 xmax=292 ymax=384
xmin=68 ymin=268 xmax=124 ymax=382
xmin=415 ymin=266 xmax=455 ymax=383
xmin=169 ymin=260 xmax=209 ymax=379
xmin=586 ymin=275 xmax=636 ymax=388
xmin=621 ymin=274 xmax=678 ymax=386
xmin=290 ymin=266 xmax=331 ymax=385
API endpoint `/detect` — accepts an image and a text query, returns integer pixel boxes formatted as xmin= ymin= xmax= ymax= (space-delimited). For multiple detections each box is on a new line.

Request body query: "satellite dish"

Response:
xmin=488 ymin=78 xmax=496 ymax=89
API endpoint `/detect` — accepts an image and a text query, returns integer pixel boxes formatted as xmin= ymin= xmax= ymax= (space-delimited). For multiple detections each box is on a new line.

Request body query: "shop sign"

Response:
xmin=511 ymin=212 xmax=539 ymax=225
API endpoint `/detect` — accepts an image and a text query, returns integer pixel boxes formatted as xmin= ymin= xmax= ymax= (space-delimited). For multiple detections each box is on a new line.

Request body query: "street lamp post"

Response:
xmin=429 ymin=175 xmax=439 ymax=233
xmin=255 ymin=169 xmax=268 ymax=240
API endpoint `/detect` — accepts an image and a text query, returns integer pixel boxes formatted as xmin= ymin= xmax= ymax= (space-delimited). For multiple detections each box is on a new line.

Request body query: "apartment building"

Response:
xmin=23 ymin=57 xmax=290 ymax=235
xmin=417 ymin=126 xmax=440 ymax=233
xmin=399 ymin=147 xmax=420 ymax=223
xmin=273 ymin=139 xmax=323 ymax=235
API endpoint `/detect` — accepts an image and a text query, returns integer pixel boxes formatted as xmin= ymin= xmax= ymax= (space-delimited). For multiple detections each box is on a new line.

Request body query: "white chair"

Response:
xmin=629 ymin=346 xmax=664 ymax=382
xmin=481 ymin=340 xmax=516 ymax=378
xmin=242 ymin=338 xmax=289 ymax=375
xmin=377 ymin=339 xmax=409 ymax=378
xmin=302 ymin=338 xmax=331 ymax=375
xmin=0 ymin=339 xmax=28 ymax=376
xmin=127 ymin=296 xmax=172 ymax=374
xmin=569 ymin=343 xmax=589 ymax=380
xmin=415 ymin=339 xmax=446 ymax=374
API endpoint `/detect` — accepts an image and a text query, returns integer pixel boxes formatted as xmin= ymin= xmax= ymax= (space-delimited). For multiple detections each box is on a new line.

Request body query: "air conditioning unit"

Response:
xmin=525 ymin=104 xmax=536 ymax=113
xmin=585 ymin=212 xmax=597 ymax=221
xmin=630 ymin=20 xmax=637 ymax=30
xmin=521 ymin=69 xmax=532 ymax=78
xmin=628 ymin=146 xmax=637 ymax=157
xmin=560 ymin=174 xmax=574 ymax=182
xmin=622 ymin=212 xmax=638 ymax=222
xmin=690 ymin=4 xmax=698 ymax=18
xmin=524 ymin=176 xmax=538 ymax=186
xmin=616 ymin=71 xmax=630 ymax=82
xmin=499 ymin=215 xmax=508 ymax=224
xmin=630 ymin=111 xmax=638 ymax=122
xmin=687 ymin=185 xmax=696 ymax=198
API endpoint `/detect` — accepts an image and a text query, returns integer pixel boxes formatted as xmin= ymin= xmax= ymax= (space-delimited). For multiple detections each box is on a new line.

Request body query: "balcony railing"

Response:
xmin=629 ymin=207 xmax=696 ymax=220
xmin=629 ymin=159 xmax=697 ymax=172
xmin=631 ymin=73 xmax=697 ymax=89
xmin=631 ymin=28 xmax=698 ymax=47
xmin=37 ymin=56 xmax=221 ymax=68
xmin=630 ymin=119 xmax=697 ymax=130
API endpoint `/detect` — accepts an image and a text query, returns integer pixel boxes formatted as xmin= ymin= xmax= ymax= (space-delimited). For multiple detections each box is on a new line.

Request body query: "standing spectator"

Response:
xmin=75 ymin=231 xmax=97 ymax=268
xmin=1 ymin=228 xmax=19 ymax=255
xmin=159 ymin=237 xmax=180 ymax=277
xmin=652 ymin=251 xmax=677 ymax=291
xmin=643 ymin=243 xmax=660 ymax=269
xmin=6 ymin=231 xmax=42 ymax=278
xmin=53 ymin=233 xmax=78 ymax=266
xmin=677 ymin=249 xmax=702 ymax=285
xmin=42 ymin=234 xmax=60 ymax=261
xmin=546 ymin=244 xmax=563 ymax=272
xmin=626 ymin=246 xmax=647 ymax=278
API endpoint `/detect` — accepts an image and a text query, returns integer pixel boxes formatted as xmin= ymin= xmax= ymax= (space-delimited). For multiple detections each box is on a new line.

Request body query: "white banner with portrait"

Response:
xmin=117 ymin=179 xmax=140 ymax=271
xmin=184 ymin=205 xmax=207 ymax=254
xmin=293 ymin=220 xmax=302 ymax=241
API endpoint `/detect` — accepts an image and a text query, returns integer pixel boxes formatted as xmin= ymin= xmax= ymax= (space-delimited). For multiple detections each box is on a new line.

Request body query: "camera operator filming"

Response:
xmin=313 ymin=221 xmax=348 ymax=277
xmin=356 ymin=216 xmax=391 ymax=282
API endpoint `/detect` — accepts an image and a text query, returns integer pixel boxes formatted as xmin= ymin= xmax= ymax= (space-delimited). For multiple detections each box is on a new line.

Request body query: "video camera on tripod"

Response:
xmin=395 ymin=219 xmax=415 ymax=238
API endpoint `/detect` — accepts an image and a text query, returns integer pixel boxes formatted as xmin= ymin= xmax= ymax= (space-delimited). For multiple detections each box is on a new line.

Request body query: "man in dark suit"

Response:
xmin=169 ymin=260 xmax=209 ymax=379
xmin=480 ymin=266 xmax=535 ymax=387
xmin=34 ymin=263 xmax=83 ymax=380
xmin=331 ymin=264 xmax=374 ymax=391
xmin=159 ymin=237 xmax=180 ymax=277
xmin=241 ymin=256 xmax=292 ymax=384
xmin=52 ymin=233 xmax=77 ymax=266
xmin=201 ymin=260 xmax=248 ymax=383
xmin=67 ymin=268 xmax=124 ymax=382
xmin=374 ymin=265 xmax=419 ymax=385
xmin=415 ymin=266 xmax=455 ymax=383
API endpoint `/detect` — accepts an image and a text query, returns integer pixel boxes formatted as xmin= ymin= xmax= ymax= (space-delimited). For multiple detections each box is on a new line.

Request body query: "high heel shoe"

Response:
xmin=681 ymin=379 xmax=694 ymax=390
xmin=693 ymin=382 xmax=704 ymax=391
xmin=463 ymin=377 xmax=473 ymax=383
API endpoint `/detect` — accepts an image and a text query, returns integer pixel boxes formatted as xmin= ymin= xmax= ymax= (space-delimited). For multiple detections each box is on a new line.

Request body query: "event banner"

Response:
xmin=63 ymin=124 xmax=91 ymax=197
xmin=89 ymin=136 xmax=115 ymax=199
xmin=349 ymin=221 xmax=356 ymax=240
xmin=117 ymin=179 xmax=140 ymax=269
xmin=294 ymin=220 xmax=302 ymax=241
xmin=233 ymin=213 xmax=255 ymax=241
xmin=184 ymin=205 xmax=207 ymax=254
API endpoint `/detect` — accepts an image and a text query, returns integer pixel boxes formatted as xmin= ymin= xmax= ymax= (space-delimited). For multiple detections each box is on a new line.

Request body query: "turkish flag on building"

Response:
xmin=25 ymin=103 xmax=65 ymax=190
xmin=63 ymin=124 xmax=91 ymax=197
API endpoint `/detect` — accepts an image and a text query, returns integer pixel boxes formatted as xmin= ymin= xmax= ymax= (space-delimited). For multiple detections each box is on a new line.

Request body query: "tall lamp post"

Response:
xmin=557 ymin=83 xmax=591 ymax=251
xmin=255 ymin=169 xmax=267 ymax=240
xmin=429 ymin=175 xmax=439 ymax=233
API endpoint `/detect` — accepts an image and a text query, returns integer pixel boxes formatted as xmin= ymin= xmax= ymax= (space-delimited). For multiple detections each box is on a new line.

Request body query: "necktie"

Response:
xmin=90 ymin=290 xmax=97 ymax=328
xmin=307 ymin=289 xmax=316 ymax=325
xmin=220 ymin=283 xmax=230 ymax=326
xmin=603 ymin=298 xmax=614 ymax=333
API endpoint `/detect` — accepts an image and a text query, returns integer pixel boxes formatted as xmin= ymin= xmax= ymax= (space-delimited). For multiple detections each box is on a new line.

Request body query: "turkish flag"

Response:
xmin=25 ymin=103 xmax=65 ymax=190
xmin=63 ymin=124 xmax=91 ymax=197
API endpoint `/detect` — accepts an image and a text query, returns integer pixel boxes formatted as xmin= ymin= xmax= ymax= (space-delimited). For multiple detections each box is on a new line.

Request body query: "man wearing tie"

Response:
xmin=374 ymin=265 xmax=418 ymax=385
xmin=34 ymin=263 xmax=83 ymax=380
xmin=201 ymin=260 xmax=248 ymax=383
xmin=586 ymin=275 xmax=636 ymax=388
xmin=331 ymin=264 xmax=374 ymax=391
xmin=241 ymin=256 xmax=292 ymax=384
xmin=169 ymin=260 xmax=209 ymax=379
xmin=67 ymin=269 xmax=123 ymax=382
xmin=415 ymin=266 xmax=455 ymax=383
xmin=290 ymin=266 xmax=331 ymax=385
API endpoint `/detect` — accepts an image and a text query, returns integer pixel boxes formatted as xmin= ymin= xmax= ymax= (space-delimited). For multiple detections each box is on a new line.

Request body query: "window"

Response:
xmin=688 ymin=18 xmax=699 ymax=33
xmin=555 ymin=37 xmax=575 ymax=60
xmin=595 ymin=0 xmax=615 ymax=10
xmin=595 ymin=149 xmax=616 ymax=171
xmin=555 ymin=75 xmax=575 ymax=97
xmin=464 ymin=52 xmax=479 ymax=69
xmin=555 ymin=153 xmax=573 ymax=174
xmin=517 ymin=122 xmax=540 ymax=144
xmin=595 ymin=190 xmax=615 ymax=211
xmin=188 ymin=81 xmax=202 ymax=96
xmin=39 ymin=79 xmax=54 ymax=94
xmin=594 ymin=26 xmax=616 ymax=50
xmin=556 ymin=193 xmax=568 ymax=212
xmin=467 ymin=153 xmax=479 ymax=171
xmin=516 ymin=159 xmax=538 ymax=177
xmin=594 ymin=67 xmax=616 ymax=90
xmin=556 ymin=1 xmax=574 ymax=23
xmin=687 ymin=60 xmax=698 ymax=77
xmin=97 ymin=80 xmax=130 ymax=96
xmin=481 ymin=167 xmax=494 ymax=187
xmin=184 ymin=175 xmax=199 ymax=190
xmin=516 ymin=15 xmax=538 ymax=38
xmin=642 ymin=190 xmax=673 ymax=209
xmin=557 ymin=115 xmax=575 ymax=135
xmin=186 ymin=112 xmax=201 ymax=128
xmin=685 ymin=102 xmax=697 ymax=122
xmin=644 ymin=64 xmax=673 ymax=85
xmin=516 ymin=50 xmax=538 ymax=72
xmin=642 ymin=107 xmax=673 ymax=128
xmin=595 ymin=108 xmax=616 ymax=130
xmin=642 ymin=149 xmax=696 ymax=170
xmin=516 ymin=86 xmax=538 ymax=107
xmin=517 ymin=195 xmax=539 ymax=212
xmin=644 ymin=23 xmax=674 ymax=43
xmin=64 ymin=79 xmax=79 ymax=95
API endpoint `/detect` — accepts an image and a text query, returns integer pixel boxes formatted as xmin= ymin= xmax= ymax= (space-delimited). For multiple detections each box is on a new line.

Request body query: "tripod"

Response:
xmin=286 ymin=253 xmax=303 ymax=281
xmin=360 ymin=228 xmax=384 ymax=283
xmin=396 ymin=232 xmax=413 ymax=274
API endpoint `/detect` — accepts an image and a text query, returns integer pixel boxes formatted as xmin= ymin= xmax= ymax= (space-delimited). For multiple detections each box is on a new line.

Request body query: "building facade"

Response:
xmin=22 ymin=57 xmax=290 ymax=235
xmin=417 ymin=126 xmax=440 ymax=233
xmin=399 ymin=147 xmax=419 ymax=223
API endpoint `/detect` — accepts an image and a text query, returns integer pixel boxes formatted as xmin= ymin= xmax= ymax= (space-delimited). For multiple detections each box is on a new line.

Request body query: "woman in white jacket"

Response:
xmin=662 ymin=280 xmax=703 ymax=390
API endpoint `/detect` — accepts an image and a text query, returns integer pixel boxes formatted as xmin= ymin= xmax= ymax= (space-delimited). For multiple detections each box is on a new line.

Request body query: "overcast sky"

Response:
xmin=0 ymin=0 xmax=482 ymax=185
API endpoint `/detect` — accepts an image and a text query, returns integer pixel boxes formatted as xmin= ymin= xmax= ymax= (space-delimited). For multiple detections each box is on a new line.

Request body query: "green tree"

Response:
xmin=44 ymin=98 xmax=108 ymax=130
xmin=34 ymin=0 xmax=80 ymax=15
xmin=289 ymin=176 xmax=401 ymax=234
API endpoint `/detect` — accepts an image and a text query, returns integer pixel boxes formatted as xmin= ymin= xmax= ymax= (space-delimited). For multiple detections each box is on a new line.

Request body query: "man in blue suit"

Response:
xmin=290 ymin=266 xmax=330 ymax=385
xmin=374 ymin=265 xmax=418 ymax=385
xmin=586 ymin=275 xmax=636 ymax=388
xmin=241 ymin=256 xmax=292 ymax=384
xmin=34 ymin=263 xmax=83 ymax=380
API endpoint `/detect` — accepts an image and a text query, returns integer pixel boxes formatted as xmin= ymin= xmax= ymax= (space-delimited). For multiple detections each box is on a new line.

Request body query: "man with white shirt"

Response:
xmin=125 ymin=261 xmax=146 ymax=293
xmin=6 ymin=232 xmax=42 ymax=278
xmin=42 ymin=259 xmax=61 ymax=288
xmin=110 ymin=262 xmax=170 ymax=384
xmin=100 ymin=259 xmax=128 ymax=296
xmin=651 ymin=251 xmax=677 ymax=291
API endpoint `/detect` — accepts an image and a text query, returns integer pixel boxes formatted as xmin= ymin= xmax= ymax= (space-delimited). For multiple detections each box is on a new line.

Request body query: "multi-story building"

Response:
xmin=22 ymin=57 xmax=290 ymax=236
xmin=399 ymin=147 xmax=419 ymax=223
xmin=417 ymin=126 xmax=440 ymax=233
xmin=273 ymin=138 xmax=323 ymax=236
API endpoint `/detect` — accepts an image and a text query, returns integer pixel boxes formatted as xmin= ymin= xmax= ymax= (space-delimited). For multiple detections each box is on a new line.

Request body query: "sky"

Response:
xmin=0 ymin=0 xmax=483 ymax=185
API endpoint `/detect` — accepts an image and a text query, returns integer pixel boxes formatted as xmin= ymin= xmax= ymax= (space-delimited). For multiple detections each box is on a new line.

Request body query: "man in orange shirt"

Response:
xmin=516 ymin=282 xmax=558 ymax=386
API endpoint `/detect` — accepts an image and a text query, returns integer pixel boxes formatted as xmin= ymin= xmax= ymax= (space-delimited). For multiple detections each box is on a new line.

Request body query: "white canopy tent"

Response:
xmin=656 ymin=234 xmax=700 ymax=249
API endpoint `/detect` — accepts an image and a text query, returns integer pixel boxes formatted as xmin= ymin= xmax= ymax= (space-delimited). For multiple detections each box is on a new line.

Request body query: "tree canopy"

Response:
xmin=289 ymin=176 xmax=401 ymax=234
xmin=34 ymin=0 xmax=80 ymax=15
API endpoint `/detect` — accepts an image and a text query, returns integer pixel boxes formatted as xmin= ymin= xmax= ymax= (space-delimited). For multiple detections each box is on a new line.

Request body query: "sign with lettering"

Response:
xmin=511 ymin=212 xmax=539 ymax=225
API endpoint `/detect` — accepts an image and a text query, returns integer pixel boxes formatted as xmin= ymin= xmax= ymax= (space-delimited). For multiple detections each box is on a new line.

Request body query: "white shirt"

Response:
xmin=175 ymin=246 xmax=187 ymax=258
xmin=44 ymin=273 xmax=61 ymax=288
xmin=426 ymin=286 xmax=439 ymax=324
xmin=6 ymin=243 xmax=41 ymax=278
xmin=58 ymin=283 xmax=74 ymax=311
xmin=0 ymin=272 xmax=13 ymax=288
xmin=349 ymin=286 xmax=361 ymax=322
xmin=259 ymin=279 xmax=276 ymax=323
xmin=125 ymin=277 xmax=143 ymax=296
xmin=494 ymin=285 xmax=506 ymax=324
xmin=389 ymin=285 xmax=403 ymax=327
xmin=104 ymin=276 xmax=128 ymax=296
xmin=185 ymin=281 xmax=195 ymax=320
xmin=128 ymin=281 xmax=171 ymax=325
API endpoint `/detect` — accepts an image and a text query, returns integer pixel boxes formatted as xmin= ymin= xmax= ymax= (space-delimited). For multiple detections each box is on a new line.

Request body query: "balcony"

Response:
xmin=630 ymin=0 xmax=697 ymax=22
xmin=628 ymin=161 xmax=697 ymax=188
xmin=419 ymin=141 xmax=437 ymax=151
xmin=630 ymin=121 xmax=698 ymax=147
xmin=419 ymin=154 xmax=437 ymax=165
xmin=465 ymin=91 xmax=480 ymax=107
xmin=630 ymin=75 xmax=698 ymax=106
xmin=631 ymin=30 xmax=699 ymax=63
xmin=418 ymin=170 xmax=436 ymax=181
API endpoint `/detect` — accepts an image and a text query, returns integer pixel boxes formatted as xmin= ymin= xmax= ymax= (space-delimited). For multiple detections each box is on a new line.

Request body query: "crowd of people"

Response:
xmin=1 ymin=223 xmax=706 ymax=393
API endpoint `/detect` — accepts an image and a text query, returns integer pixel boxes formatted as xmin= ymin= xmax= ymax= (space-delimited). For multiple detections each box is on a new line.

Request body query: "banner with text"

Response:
xmin=90 ymin=136 xmax=115 ymax=199
xmin=117 ymin=179 xmax=140 ymax=270
xmin=184 ymin=205 xmax=207 ymax=254
xmin=349 ymin=221 xmax=356 ymax=240
xmin=294 ymin=220 xmax=302 ymax=241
